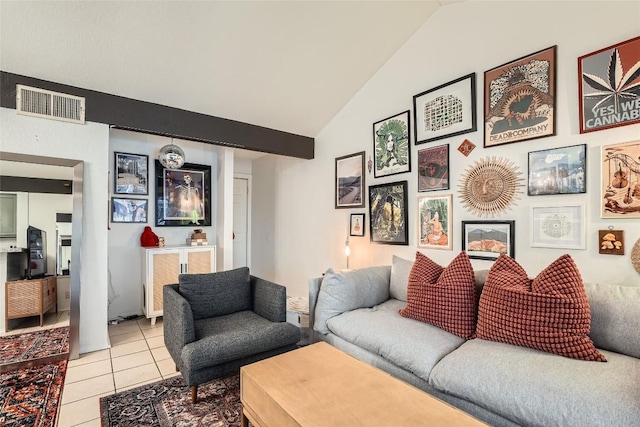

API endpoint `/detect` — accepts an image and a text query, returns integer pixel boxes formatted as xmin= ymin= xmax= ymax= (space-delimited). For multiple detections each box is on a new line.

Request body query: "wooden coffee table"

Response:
xmin=240 ymin=341 xmax=487 ymax=426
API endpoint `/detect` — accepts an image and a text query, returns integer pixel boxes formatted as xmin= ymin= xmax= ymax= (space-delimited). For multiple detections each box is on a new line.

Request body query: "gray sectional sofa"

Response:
xmin=309 ymin=257 xmax=640 ymax=427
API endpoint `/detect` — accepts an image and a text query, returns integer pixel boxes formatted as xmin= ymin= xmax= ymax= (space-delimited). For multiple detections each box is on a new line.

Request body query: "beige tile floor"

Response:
xmin=0 ymin=312 xmax=176 ymax=427
xmin=57 ymin=316 xmax=177 ymax=427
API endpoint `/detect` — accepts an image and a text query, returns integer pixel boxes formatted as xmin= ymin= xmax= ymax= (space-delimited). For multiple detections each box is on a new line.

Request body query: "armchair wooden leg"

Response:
xmin=191 ymin=385 xmax=198 ymax=404
xmin=175 ymin=364 xmax=179 ymax=372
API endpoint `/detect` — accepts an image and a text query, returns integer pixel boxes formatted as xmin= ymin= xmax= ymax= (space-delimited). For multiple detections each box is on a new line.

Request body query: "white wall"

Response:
xmin=107 ymin=129 xmax=219 ymax=320
xmin=270 ymin=0 xmax=640 ymax=298
xmin=1 ymin=107 xmax=110 ymax=353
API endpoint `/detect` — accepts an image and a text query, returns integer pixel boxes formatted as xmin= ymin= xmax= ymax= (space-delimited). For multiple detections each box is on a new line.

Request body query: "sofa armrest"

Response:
xmin=308 ymin=276 xmax=323 ymax=333
xmin=251 ymin=275 xmax=286 ymax=323
xmin=163 ymin=284 xmax=196 ymax=365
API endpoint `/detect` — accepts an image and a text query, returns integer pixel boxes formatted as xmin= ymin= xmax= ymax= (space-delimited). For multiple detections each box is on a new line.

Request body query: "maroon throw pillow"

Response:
xmin=399 ymin=251 xmax=477 ymax=339
xmin=476 ymin=254 xmax=606 ymax=362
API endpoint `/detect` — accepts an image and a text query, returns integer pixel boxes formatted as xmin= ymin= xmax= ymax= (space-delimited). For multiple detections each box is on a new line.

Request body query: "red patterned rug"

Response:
xmin=0 ymin=327 xmax=70 ymax=373
xmin=0 ymin=359 xmax=67 ymax=427
xmin=100 ymin=374 xmax=242 ymax=426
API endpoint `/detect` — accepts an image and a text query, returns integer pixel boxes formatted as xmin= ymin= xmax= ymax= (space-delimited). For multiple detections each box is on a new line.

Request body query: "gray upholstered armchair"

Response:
xmin=163 ymin=267 xmax=301 ymax=403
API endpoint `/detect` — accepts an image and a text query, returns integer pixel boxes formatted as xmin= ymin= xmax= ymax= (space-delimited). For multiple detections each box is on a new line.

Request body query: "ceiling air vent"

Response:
xmin=16 ymin=84 xmax=85 ymax=124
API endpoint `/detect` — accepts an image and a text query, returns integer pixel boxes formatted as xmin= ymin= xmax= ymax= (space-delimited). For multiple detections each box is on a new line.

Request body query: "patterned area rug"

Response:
xmin=100 ymin=374 xmax=242 ymax=426
xmin=0 ymin=327 xmax=70 ymax=373
xmin=0 ymin=360 xmax=67 ymax=427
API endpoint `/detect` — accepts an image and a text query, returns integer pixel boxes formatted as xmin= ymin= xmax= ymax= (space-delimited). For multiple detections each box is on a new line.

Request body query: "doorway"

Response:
xmin=233 ymin=176 xmax=250 ymax=269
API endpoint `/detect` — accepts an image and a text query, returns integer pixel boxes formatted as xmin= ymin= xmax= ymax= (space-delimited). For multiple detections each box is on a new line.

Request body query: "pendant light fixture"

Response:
xmin=158 ymin=138 xmax=185 ymax=169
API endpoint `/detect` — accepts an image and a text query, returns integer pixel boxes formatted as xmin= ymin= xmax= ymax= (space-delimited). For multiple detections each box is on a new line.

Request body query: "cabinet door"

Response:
xmin=0 ymin=194 xmax=17 ymax=238
xmin=149 ymin=249 xmax=181 ymax=314
xmin=184 ymin=247 xmax=216 ymax=274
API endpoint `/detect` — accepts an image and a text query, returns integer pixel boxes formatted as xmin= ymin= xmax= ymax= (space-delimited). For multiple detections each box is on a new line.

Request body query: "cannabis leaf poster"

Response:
xmin=579 ymin=36 xmax=640 ymax=133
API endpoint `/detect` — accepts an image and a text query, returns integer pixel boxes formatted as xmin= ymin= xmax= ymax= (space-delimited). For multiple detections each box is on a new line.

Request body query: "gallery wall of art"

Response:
xmin=260 ymin=0 xmax=640 ymax=298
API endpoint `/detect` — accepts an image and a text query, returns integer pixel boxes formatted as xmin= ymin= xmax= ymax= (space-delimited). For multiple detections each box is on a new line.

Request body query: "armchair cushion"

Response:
xmin=179 ymin=267 xmax=251 ymax=320
xmin=183 ymin=310 xmax=301 ymax=371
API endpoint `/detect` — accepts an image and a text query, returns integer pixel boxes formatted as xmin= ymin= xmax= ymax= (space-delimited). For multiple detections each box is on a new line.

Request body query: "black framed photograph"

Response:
xmin=528 ymin=144 xmax=586 ymax=196
xmin=335 ymin=151 xmax=365 ymax=209
xmin=462 ymin=220 xmax=515 ymax=261
xmin=350 ymin=213 xmax=365 ymax=237
xmin=413 ymin=73 xmax=477 ymax=145
xmin=111 ymin=198 xmax=148 ymax=223
xmin=373 ymin=110 xmax=411 ymax=178
xmin=418 ymin=144 xmax=449 ymax=192
xmin=484 ymin=46 xmax=556 ymax=147
xmin=114 ymin=152 xmax=148 ymax=195
xmin=369 ymin=181 xmax=408 ymax=245
xmin=155 ymin=160 xmax=211 ymax=226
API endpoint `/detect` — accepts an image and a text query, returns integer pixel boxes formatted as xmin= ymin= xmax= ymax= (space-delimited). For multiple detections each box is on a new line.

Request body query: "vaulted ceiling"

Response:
xmin=0 ymin=1 xmax=457 ymax=139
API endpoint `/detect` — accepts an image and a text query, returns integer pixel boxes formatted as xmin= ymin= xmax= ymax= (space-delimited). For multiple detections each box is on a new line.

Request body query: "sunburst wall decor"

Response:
xmin=458 ymin=156 xmax=524 ymax=218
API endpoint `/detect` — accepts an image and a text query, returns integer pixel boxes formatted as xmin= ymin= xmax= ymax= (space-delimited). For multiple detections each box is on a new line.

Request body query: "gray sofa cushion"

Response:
xmin=179 ymin=267 xmax=251 ymax=320
xmin=585 ymin=282 xmax=640 ymax=359
xmin=390 ymin=255 xmax=413 ymax=301
xmin=314 ymin=266 xmax=390 ymax=335
xmin=184 ymin=310 xmax=300 ymax=371
xmin=326 ymin=299 xmax=465 ymax=382
xmin=430 ymin=338 xmax=640 ymax=427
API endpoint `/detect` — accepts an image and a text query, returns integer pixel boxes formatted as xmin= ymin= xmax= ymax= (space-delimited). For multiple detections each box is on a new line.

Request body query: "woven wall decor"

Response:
xmin=458 ymin=156 xmax=524 ymax=218
xmin=632 ymin=237 xmax=640 ymax=275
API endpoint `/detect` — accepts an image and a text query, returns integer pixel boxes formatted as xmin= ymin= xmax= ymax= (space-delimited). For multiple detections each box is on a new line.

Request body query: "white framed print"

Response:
xmin=531 ymin=204 xmax=586 ymax=249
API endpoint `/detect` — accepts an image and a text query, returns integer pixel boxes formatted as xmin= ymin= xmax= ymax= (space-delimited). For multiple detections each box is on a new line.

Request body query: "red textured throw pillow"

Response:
xmin=399 ymin=252 xmax=477 ymax=339
xmin=476 ymin=254 xmax=606 ymax=362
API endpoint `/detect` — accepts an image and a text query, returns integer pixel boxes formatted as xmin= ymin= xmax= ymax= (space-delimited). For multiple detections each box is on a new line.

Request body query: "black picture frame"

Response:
xmin=155 ymin=160 xmax=211 ymax=227
xmin=369 ymin=181 xmax=409 ymax=245
xmin=350 ymin=213 xmax=365 ymax=237
xmin=335 ymin=151 xmax=365 ymax=209
xmin=528 ymin=144 xmax=586 ymax=196
xmin=111 ymin=197 xmax=148 ymax=223
xmin=461 ymin=220 xmax=515 ymax=261
xmin=413 ymin=73 xmax=477 ymax=145
xmin=114 ymin=152 xmax=148 ymax=195
xmin=373 ymin=110 xmax=411 ymax=178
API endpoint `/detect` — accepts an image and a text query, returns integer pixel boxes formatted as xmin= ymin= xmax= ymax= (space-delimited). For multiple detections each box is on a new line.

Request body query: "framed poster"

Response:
xmin=111 ymin=198 xmax=148 ymax=223
xmin=369 ymin=181 xmax=408 ymax=245
xmin=579 ymin=36 xmax=640 ymax=133
xmin=373 ymin=111 xmax=411 ymax=178
xmin=531 ymin=205 xmax=585 ymax=249
xmin=335 ymin=151 xmax=365 ymax=209
xmin=155 ymin=160 xmax=211 ymax=226
xmin=350 ymin=213 xmax=365 ymax=237
xmin=602 ymin=140 xmax=640 ymax=218
xmin=114 ymin=152 xmax=148 ymax=195
xmin=418 ymin=144 xmax=449 ymax=192
xmin=417 ymin=194 xmax=452 ymax=250
xmin=462 ymin=220 xmax=515 ymax=260
xmin=413 ymin=73 xmax=477 ymax=145
xmin=484 ymin=46 xmax=556 ymax=147
xmin=528 ymin=144 xmax=586 ymax=196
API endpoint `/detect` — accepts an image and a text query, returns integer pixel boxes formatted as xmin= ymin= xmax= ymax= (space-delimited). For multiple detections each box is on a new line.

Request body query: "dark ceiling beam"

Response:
xmin=0 ymin=176 xmax=73 ymax=194
xmin=1 ymin=71 xmax=314 ymax=160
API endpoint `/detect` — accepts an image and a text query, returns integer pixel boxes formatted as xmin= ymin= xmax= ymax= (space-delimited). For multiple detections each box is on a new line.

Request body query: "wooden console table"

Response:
xmin=5 ymin=276 xmax=57 ymax=330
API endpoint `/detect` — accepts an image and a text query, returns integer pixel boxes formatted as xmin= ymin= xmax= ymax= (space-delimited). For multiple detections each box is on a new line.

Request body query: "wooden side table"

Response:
xmin=5 ymin=276 xmax=57 ymax=330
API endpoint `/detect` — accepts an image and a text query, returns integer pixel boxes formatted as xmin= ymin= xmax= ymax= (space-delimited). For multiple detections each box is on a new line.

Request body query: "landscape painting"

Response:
xmin=335 ymin=151 xmax=365 ymax=209
xmin=528 ymin=144 xmax=586 ymax=196
xmin=462 ymin=220 xmax=515 ymax=260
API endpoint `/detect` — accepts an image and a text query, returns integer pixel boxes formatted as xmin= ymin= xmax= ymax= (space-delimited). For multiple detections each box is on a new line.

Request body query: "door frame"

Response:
xmin=233 ymin=173 xmax=252 ymax=269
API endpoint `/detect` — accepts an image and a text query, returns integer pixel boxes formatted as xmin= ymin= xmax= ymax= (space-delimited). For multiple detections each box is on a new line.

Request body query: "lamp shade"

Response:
xmin=158 ymin=143 xmax=185 ymax=169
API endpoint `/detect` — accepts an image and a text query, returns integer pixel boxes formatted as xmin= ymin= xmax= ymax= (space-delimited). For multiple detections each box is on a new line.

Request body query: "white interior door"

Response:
xmin=233 ymin=177 xmax=249 ymax=268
